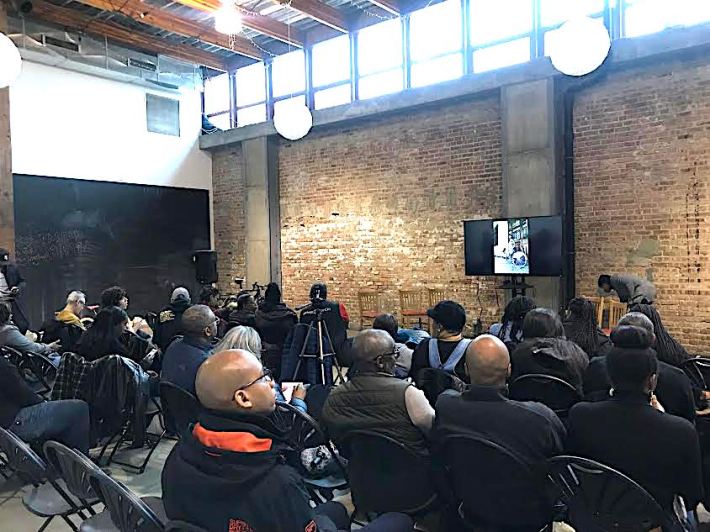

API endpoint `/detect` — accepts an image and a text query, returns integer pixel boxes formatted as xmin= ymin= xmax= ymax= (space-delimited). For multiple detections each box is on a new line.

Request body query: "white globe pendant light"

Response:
xmin=0 ymin=33 xmax=22 ymax=89
xmin=214 ymin=1 xmax=243 ymax=35
xmin=274 ymin=103 xmax=313 ymax=141
xmin=548 ymin=16 xmax=611 ymax=77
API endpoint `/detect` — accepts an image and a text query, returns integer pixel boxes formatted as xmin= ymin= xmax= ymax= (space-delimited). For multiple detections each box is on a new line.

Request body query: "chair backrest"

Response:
xmin=339 ymin=429 xmax=436 ymax=515
xmin=548 ymin=456 xmax=670 ymax=532
xmin=681 ymin=357 xmax=710 ymax=391
xmin=584 ymin=296 xmax=605 ymax=328
xmin=608 ymin=300 xmax=627 ymax=329
xmin=88 ymin=470 xmax=164 ymax=532
xmin=24 ymin=351 xmax=58 ymax=396
xmin=509 ymin=374 xmax=581 ymax=417
xmin=0 ymin=344 xmax=26 ymax=369
xmin=160 ymin=381 xmax=200 ymax=436
xmin=43 ymin=441 xmax=101 ymax=502
xmin=399 ymin=290 xmax=425 ymax=312
xmin=0 ymin=427 xmax=48 ymax=485
xmin=357 ymin=291 xmax=379 ymax=313
xmin=441 ymin=434 xmax=553 ymax=529
xmin=427 ymin=287 xmax=447 ymax=307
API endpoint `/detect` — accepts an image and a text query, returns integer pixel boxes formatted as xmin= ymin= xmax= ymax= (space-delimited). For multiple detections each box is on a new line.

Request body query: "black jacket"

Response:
xmin=299 ymin=300 xmax=349 ymax=356
xmin=41 ymin=318 xmax=83 ymax=354
xmin=568 ymin=391 xmax=703 ymax=512
xmin=0 ymin=356 xmax=43 ymax=427
xmin=0 ymin=263 xmax=25 ymax=290
xmin=227 ymin=309 xmax=256 ymax=329
xmin=510 ymin=337 xmax=589 ymax=392
xmin=162 ymin=410 xmax=339 ymax=532
xmin=255 ymin=303 xmax=297 ymax=380
xmin=154 ymin=300 xmax=192 ymax=351
xmin=583 ymin=354 xmax=696 ymax=423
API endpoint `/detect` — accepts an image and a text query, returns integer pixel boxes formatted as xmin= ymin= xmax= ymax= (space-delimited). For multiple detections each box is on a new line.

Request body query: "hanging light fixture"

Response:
xmin=214 ymin=1 xmax=243 ymax=35
xmin=274 ymin=103 xmax=313 ymax=141
xmin=548 ymin=16 xmax=611 ymax=77
xmin=0 ymin=33 xmax=22 ymax=89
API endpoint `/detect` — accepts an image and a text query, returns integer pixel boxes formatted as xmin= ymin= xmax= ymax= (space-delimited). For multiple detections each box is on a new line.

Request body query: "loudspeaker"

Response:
xmin=192 ymin=250 xmax=218 ymax=285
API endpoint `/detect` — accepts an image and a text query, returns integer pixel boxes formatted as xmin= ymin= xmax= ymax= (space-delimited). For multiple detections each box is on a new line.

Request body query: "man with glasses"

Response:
xmin=161 ymin=304 xmax=218 ymax=395
xmin=41 ymin=290 xmax=87 ymax=353
xmin=322 ymin=329 xmax=434 ymax=458
xmin=162 ymin=349 xmax=413 ymax=532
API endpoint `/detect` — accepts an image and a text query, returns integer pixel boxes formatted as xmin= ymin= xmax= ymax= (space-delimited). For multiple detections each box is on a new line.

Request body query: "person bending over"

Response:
xmin=162 ymin=349 xmax=413 ymax=532
xmin=568 ymin=326 xmax=703 ymax=517
xmin=0 ymin=355 xmax=89 ymax=453
xmin=598 ymin=273 xmax=656 ymax=305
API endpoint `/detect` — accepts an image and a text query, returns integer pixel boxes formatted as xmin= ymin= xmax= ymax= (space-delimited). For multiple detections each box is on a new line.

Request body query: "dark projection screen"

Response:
xmin=13 ymin=174 xmax=211 ymax=328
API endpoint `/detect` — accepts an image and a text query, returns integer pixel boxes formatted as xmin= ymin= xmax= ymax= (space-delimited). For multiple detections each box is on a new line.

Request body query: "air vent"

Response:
xmin=42 ymin=35 xmax=79 ymax=53
xmin=128 ymin=57 xmax=157 ymax=72
xmin=146 ymin=94 xmax=180 ymax=137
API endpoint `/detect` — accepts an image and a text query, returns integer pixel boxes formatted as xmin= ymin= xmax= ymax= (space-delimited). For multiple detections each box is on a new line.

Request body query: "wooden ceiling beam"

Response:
xmin=172 ymin=0 xmax=304 ymax=46
xmin=367 ymin=0 xmax=400 ymax=15
xmin=29 ymin=0 xmax=228 ymax=70
xmin=71 ymin=0 xmax=263 ymax=59
xmin=275 ymin=0 xmax=349 ymax=32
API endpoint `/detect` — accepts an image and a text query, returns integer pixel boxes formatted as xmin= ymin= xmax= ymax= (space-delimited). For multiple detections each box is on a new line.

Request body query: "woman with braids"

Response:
xmin=489 ymin=296 xmax=536 ymax=352
xmin=563 ymin=297 xmax=612 ymax=358
xmin=630 ymin=304 xmax=690 ymax=367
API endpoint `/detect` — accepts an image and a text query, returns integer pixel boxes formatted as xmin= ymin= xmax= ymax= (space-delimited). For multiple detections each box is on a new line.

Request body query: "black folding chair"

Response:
xmin=681 ymin=357 xmax=710 ymax=392
xmin=0 ymin=344 xmax=26 ymax=368
xmin=160 ymin=382 xmax=199 ymax=437
xmin=43 ymin=441 xmax=102 ymax=518
xmin=509 ymin=374 xmax=582 ymax=417
xmin=0 ymin=428 xmax=91 ymax=531
xmin=87 ymin=469 xmax=166 ymax=532
xmin=24 ymin=351 xmax=59 ymax=397
xmin=440 ymin=434 xmax=553 ymax=531
xmin=338 ymin=430 xmax=438 ymax=519
xmin=547 ymin=456 xmax=675 ymax=532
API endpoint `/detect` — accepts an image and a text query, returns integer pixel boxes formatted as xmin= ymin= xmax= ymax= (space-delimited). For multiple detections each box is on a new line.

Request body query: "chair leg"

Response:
xmin=61 ymin=513 xmax=79 ymax=531
xmin=37 ymin=516 xmax=53 ymax=532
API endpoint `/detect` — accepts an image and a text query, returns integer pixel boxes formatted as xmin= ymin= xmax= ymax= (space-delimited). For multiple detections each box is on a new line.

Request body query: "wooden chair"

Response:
xmin=584 ymin=296 xmax=605 ymax=328
xmin=427 ymin=287 xmax=447 ymax=333
xmin=358 ymin=290 xmax=380 ymax=330
xmin=399 ymin=289 xmax=428 ymax=330
xmin=608 ymin=300 xmax=627 ymax=330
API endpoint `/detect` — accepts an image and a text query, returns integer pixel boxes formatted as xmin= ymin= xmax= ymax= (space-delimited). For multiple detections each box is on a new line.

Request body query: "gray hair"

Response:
xmin=618 ymin=312 xmax=654 ymax=336
xmin=67 ymin=291 xmax=86 ymax=304
xmin=214 ymin=326 xmax=262 ymax=357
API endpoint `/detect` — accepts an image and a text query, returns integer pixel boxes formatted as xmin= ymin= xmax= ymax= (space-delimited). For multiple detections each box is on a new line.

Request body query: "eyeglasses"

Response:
xmin=375 ymin=348 xmax=400 ymax=363
xmin=236 ymin=368 xmax=274 ymax=391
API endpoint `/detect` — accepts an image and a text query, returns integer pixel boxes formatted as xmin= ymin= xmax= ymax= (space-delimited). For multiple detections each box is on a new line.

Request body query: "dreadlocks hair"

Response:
xmin=564 ymin=297 xmax=601 ymax=356
xmin=629 ymin=303 xmax=689 ymax=367
xmin=498 ymin=296 xmax=536 ymax=344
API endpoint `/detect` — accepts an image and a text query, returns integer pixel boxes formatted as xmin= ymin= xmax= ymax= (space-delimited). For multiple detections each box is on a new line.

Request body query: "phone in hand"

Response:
xmin=280 ymin=382 xmax=304 ymax=402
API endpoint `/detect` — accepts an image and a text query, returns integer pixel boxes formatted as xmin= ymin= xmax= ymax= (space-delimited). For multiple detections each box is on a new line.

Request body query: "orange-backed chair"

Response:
xmin=608 ymin=300 xmax=627 ymax=331
xmin=427 ymin=288 xmax=447 ymax=332
xmin=584 ymin=296 xmax=605 ymax=328
xmin=358 ymin=290 xmax=380 ymax=330
xmin=399 ymin=290 xmax=428 ymax=330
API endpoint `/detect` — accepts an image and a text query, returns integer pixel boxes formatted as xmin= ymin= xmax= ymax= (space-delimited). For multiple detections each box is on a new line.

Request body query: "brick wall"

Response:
xmin=212 ymin=145 xmax=246 ymax=293
xmin=277 ymin=96 xmax=504 ymax=331
xmin=574 ymin=58 xmax=710 ymax=353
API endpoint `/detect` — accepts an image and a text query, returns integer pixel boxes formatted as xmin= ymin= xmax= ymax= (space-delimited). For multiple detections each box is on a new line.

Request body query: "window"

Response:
xmin=624 ymin=0 xmax=710 ymax=38
xmin=312 ymin=34 xmax=350 ymax=87
xmin=274 ymin=95 xmax=306 ymax=117
xmin=271 ymin=49 xmax=306 ymax=98
xmin=470 ymin=0 xmax=533 ymax=46
xmin=314 ymin=84 xmax=351 ymax=110
xmin=540 ymin=0 xmax=609 ymax=27
xmin=473 ymin=37 xmax=530 ymax=73
xmin=235 ymin=62 xmax=267 ymax=127
xmin=203 ymin=73 xmax=231 ymax=128
xmin=411 ymin=54 xmax=464 ymax=87
xmin=358 ymin=18 xmax=404 ymax=99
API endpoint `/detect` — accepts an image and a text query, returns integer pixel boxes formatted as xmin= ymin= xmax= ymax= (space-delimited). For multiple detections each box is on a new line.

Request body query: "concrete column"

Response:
xmin=242 ymin=136 xmax=280 ymax=287
xmin=501 ymin=78 xmax=563 ymax=311
xmin=0 ymin=3 xmax=14 ymax=254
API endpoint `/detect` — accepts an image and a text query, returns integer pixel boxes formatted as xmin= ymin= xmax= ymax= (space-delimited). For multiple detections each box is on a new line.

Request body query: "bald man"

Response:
xmin=322 ymin=329 xmax=434 ymax=457
xmin=162 ymin=349 xmax=413 ymax=532
xmin=432 ymin=334 xmax=565 ymax=466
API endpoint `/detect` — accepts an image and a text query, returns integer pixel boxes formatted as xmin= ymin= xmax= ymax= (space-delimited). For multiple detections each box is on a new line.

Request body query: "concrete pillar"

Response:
xmin=501 ymin=78 xmax=563 ymax=311
xmin=0 ymin=3 xmax=14 ymax=254
xmin=242 ymin=136 xmax=280 ymax=287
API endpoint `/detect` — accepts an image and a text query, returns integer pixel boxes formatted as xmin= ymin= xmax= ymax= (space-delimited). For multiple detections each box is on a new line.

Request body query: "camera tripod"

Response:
xmin=292 ymin=307 xmax=345 ymax=386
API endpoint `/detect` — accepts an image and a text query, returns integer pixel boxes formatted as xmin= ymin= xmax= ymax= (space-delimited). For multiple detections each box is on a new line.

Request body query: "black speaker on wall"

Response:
xmin=193 ymin=250 xmax=218 ymax=284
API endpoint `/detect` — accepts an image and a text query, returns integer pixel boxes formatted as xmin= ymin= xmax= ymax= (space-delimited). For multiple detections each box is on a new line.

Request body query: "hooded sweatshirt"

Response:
xmin=161 ymin=410 xmax=339 ymax=532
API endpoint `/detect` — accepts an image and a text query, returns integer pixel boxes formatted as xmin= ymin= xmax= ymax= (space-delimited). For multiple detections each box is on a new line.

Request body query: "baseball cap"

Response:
xmin=171 ymin=287 xmax=191 ymax=303
xmin=0 ymin=249 xmax=9 ymax=264
xmin=427 ymin=300 xmax=467 ymax=333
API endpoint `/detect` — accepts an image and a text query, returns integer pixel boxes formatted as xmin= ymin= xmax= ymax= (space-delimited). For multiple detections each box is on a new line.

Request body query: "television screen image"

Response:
xmin=493 ymin=218 xmax=529 ymax=274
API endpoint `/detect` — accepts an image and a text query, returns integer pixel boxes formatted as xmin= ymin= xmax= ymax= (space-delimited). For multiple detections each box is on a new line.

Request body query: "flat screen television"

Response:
xmin=463 ymin=215 xmax=563 ymax=277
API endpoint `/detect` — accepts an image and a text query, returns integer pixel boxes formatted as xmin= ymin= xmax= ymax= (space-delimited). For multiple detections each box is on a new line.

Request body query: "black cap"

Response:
xmin=0 ymin=249 xmax=9 ymax=264
xmin=427 ymin=300 xmax=467 ymax=333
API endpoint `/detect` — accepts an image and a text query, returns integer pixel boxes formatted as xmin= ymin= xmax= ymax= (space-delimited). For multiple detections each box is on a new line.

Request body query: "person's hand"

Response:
xmin=701 ymin=390 xmax=710 ymax=401
xmin=9 ymin=287 xmax=19 ymax=296
xmin=48 ymin=340 xmax=61 ymax=351
xmin=650 ymin=394 xmax=665 ymax=412
xmin=292 ymin=383 xmax=307 ymax=401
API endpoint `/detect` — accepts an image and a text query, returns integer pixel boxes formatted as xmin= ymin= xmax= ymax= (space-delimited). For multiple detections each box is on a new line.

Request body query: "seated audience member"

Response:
xmin=0 ymin=302 xmax=60 ymax=358
xmin=322 ymin=329 xmax=434 ymax=457
xmin=41 ymin=290 xmax=86 ymax=353
xmin=214 ymin=325 xmax=307 ymax=413
xmin=76 ymin=306 xmax=132 ymax=361
xmin=162 ymin=349 xmax=413 ymax=532
xmin=434 ymin=334 xmax=565 ymax=468
xmin=255 ymin=283 xmax=297 ymax=378
xmin=598 ymin=273 xmax=656 ymax=305
xmin=0 ymin=355 xmax=89 ymax=453
xmin=568 ymin=327 xmax=703 ymax=515
xmin=299 ymin=282 xmax=350 ymax=356
xmin=584 ymin=314 xmax=696 ymax=422
xmin=198 ymin=286 xmax=220 ymax=308
xmin=161 ymin=304 xmax=217 ymax=395
xmin=510 ymin=308 xmax=589 ymax=392
xmin=154 ymin=287 xmax=192 ymax=351
xmin=410 ymin=300 xmax=470 ymax=382
xmin=100 ymin=285 xmax=153 ymax=339
xmin=227 ymin=293 xmax=257 ymax=329
xmin=630 ymin=304 xmax=690 ymax=367
xmin=563 ymin=297 xmax=612 ymax=359
xmin=489 ymin=296 xmax=536 ymax=352
xmin=372 ymin=313 xmax=413 ymax=378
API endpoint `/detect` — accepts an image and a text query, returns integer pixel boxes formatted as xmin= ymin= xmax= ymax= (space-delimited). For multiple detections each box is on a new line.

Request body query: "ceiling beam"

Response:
xmin=367 ymin=0 xmax=400 ymax=15
xmin=71 ymin=0 xmax=263 ymax=59
xmin=275 ymin=0 xmax=348 ymax=32
xmin=28 ymin=0 xmax=228 ymax=70
xmin=172 ymin=0 xmax=304 ymax=46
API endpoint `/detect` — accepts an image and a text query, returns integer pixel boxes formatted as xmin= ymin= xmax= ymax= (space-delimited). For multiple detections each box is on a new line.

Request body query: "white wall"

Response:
xmin=9 ymin=60 xmax=212 ymax=191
